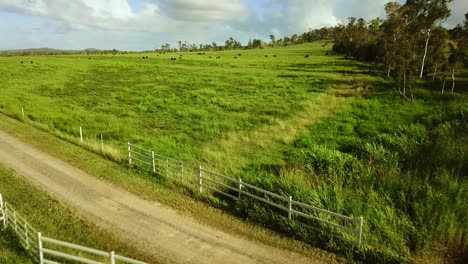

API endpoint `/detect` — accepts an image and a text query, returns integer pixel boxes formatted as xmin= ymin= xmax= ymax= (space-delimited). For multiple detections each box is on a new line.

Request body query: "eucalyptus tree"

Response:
xmin=402 ymin=0 xmax=452 ymax=78
xmin=442 ymin=12 xmax=468 ymax=93
xmin=381 ymin=2 xmax=403 ymax=78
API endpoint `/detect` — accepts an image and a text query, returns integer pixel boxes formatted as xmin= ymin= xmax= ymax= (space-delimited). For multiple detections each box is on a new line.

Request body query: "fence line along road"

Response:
xmin=0 ymin=193 xmax=146 ymax=264
xmin=127 ymin=143 xmax=364 ymax=246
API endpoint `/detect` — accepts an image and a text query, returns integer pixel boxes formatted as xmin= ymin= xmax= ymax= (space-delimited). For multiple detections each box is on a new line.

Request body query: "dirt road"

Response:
xmin=0 ymin=130 xmax=326 ymax=264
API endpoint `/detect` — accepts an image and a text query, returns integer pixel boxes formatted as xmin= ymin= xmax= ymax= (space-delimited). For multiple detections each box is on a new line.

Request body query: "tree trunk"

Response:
xmin=432 ymin=61 xmax=438 ymax=82
xmin=387 ymin=65 xmax=391 ymax=78
xmin=403 ymin=72 xmax=406 ymax=96
xmin=409 ymin=85 xmax=414 ymax=101
xmin=399 ymin=72 xmax=410 ymax=100
xmin=442 ymin=73 xmax=447 ymax=94
xmin=419 ymin=30 xmax=431 ymax=78
xmin=451 ymin=67 xmax=455 ymax=93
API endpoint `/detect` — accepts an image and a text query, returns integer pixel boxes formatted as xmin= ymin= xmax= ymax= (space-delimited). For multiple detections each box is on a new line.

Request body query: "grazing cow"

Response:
xmin=146 ymin=56 xmax=149 ymax=59
xmin=209 ymin=56 xmax=212 ymax=58
xmin=234 ymin=56 xmax=237 ymax=59
xmin=21 ymin=61 xmax=23 ymax=64
xmin=265 ymin=55 xmax=268 ymax=57
xmin=273 ymin=55 xmax=277 ymax=57
xmin=198 ymin=52 xmax=203 ymax=55
xmin=325 ymin=52 xmax=329 ymax=56
xmin=31 ymin=61 xmax=34 ymax=63
xmin=304 ymin=55 xmax=309 ymax=58
xmin=238 ymin=54 xmax=242 ymax=56
xmin=216 ymin=56 xmax=221 ymax=59
xmin=88 ymin=58 xmax=91 ymax=60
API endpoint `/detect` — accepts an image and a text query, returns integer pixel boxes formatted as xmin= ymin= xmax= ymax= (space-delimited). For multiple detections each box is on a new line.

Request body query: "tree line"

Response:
xmin=167 ymin=1 xmax=466 ymax=97
xmin=331 ymin=0 xmax=467 ymax=97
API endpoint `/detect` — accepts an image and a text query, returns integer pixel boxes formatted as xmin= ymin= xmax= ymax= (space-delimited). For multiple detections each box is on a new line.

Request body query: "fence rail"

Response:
xmin=0 ymin=193 xmax=146 ymax=264
xmin=128 ymin=143 xmax=155 ymax=173
xmin=127 ymin=143 xmax=364 ymax=246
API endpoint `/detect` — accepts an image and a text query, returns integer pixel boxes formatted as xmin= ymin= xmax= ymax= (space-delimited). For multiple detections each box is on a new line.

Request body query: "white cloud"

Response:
xmin=0 ymin=0 xmax=466 ymax=51
xmin=0 ymin=0 xmax=248 ymax=33
xmin=287 ymin=0 xmax=340 ymax=32
xmin=159 ymin=0 xmax=248 ymax=21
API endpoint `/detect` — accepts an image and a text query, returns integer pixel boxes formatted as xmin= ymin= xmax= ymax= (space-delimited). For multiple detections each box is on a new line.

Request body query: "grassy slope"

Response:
xmin=0 ymin=43 xmax=370 ymax=171
xmin=0 ymin=43 xmax=360 ymax=262
xmin=0 ymin=42 xmax=466 ymax=263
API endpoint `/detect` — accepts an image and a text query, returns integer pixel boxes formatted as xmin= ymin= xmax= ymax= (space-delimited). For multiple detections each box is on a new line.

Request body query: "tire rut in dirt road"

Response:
xmin=0 ymin=130 xmax=325 ymax=264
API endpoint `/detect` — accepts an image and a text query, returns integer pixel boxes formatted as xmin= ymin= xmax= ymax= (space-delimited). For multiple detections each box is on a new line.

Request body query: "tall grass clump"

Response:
xmin=230 ymin=91 xmax=467 ymax=263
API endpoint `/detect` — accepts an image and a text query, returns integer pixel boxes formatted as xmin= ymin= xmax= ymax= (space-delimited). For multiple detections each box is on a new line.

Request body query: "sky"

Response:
xmin=0 ymin=0 xmax=466 ymax=51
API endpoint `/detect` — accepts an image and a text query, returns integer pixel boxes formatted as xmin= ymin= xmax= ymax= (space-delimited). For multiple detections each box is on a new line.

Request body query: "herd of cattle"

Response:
xmin=19 ymin=52 xmax=330 ymax=64
xmin=143 ymin=52 xmax=321 ymax=61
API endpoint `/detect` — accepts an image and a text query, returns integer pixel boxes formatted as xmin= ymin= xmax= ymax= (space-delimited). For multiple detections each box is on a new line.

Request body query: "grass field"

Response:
xmin=0 ymin=43 xmax=370 ymax=168
xmin=0 ymin=42 xmax=466 ymax=263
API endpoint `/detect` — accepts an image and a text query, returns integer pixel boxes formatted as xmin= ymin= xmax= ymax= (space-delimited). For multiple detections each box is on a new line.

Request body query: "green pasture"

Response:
xmin=0 ymin=42 xmax=466 ymax=263
xmin=0 ymin=43 xmax=371 ymax=168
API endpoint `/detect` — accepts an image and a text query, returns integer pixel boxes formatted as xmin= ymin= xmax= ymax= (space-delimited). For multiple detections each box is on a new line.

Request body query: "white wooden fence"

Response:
xmin=0 ymin=193 xmax=146 ymax=264
xmin=127 ymin=143 xmax=364 ymax=246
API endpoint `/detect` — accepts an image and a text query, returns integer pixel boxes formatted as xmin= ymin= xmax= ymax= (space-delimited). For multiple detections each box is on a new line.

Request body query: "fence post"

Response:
xmin=100 ymin=134 xmax=104 ymax=152
xmin=181 ymin=162 xmax=184 ymax=178
xmin=38 ymin=232 xmax=44 ymax=264
xmin=21 ymin=107 xmax=25 ymax=119
xmin=166 ymin=159 xmax=169 ymax=177
xmin=3 ymin=201 xmax=7 ymax=228
xmin=198 ymin=166 xmax=203 ymax=193
xmin=0 ymin=194 xmax=5 ymax=228
xmin=288 ymin=196 xmax=292 ymax=220
xmin=358 ymin=216 xmax=363 ymax=247
xmin=79 ymin=126 xmax=83 ymax=143
xmin=109 ymin=251 xmax=115 ymax=264
xmin=25 ymin=224 xmax=29 ymax=249
xmin=13 ymin=210 xmax=17 ymax=232
xmin=151 ymin=151 xmax=156 ymax=173
xmin=238 ymin=179 xmax=242 ymax=200
xmin=127 ymin=142 xmax=132 ymax=165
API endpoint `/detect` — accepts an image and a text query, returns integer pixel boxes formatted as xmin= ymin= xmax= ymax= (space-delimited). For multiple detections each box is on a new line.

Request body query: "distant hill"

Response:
xmin=0 ymin=47 xmax=134 ymax=56
xmin=0 ymin=47 xmax=85 ymax=56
